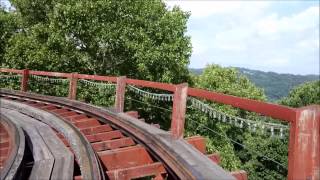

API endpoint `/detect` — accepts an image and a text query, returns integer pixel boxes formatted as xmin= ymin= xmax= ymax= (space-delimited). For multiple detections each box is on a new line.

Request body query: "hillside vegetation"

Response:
xmin=190 ymin=67 xmax=319 ymax=101
xmin=1 ymin=1 xmax=319 ymax=180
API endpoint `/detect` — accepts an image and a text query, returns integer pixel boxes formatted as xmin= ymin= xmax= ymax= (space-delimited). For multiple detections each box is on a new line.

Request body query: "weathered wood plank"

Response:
xmin=2 ymin=108 xmax=74 ymax=180
xmin=0 ymin=116 xmax=25 ymax=180
xmin=2 ymin=108 xmax=54 ymax=180
xmin=0 ymin=90 xmax=236 ymax=180
xmin=0 ymin=98 xmax=103 ymax=180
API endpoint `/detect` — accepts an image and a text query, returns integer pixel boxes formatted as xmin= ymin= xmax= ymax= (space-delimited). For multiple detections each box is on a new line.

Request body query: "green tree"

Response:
xmin=280 ymin=81 xmax=320 ymax=107
xmin=3 ymin=0 xmax=191 ymax=83
xmin=188 ymin=64 xmax=266 ymax=169
xmin=186 ymin=64 xmax=288 ymax=180
xmin=196 ymin=65 xmax=266 ymax=100
xmin=0 ymin=6 xmax=18 ymax=63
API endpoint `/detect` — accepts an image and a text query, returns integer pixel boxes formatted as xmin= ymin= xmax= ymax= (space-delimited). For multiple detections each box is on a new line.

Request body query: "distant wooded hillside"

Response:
xmin=190 ymin=67 xmax=319 ymax=101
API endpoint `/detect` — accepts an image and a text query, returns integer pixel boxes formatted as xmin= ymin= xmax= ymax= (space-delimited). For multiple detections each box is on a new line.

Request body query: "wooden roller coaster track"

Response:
xmin=0 ymin=68 xmax=319 ymax=180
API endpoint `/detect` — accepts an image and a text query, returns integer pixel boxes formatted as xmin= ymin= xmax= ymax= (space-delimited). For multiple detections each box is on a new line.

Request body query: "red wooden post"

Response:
xmin=231 ymin=170 xmax=247 ymax=180
xmin=68 ymin=73 xmax=78 ymax=100
xmin=170 ymin=83 xmax=188 ymax=139
xmin=287 ymin=105 xmax=320 ymax=180
xmin=115 ymin=76 xmax=126 ymax=112
xmin=20 ymin=69 xmax=29 ymax=92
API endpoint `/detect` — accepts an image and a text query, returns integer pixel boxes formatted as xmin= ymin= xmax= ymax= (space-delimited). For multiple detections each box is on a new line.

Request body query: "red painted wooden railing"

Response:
xmin=1 ymin=68 xmax=319 ymax=180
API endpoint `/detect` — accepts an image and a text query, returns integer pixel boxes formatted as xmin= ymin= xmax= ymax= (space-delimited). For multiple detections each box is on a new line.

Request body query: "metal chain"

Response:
xmin=188 ymin=97 xmax=289 ymax=138
xmin=127 ymin=85 xmax=174 ymax=101
xmin=78 ymin=79 xmax=115 ymax=91
xmin=1 ymin=73 xmax=288 ymax=138
xmin=30 ymin=75 xmax=69 ymax=84
xmin=0 ymin=74 xmax=22 ymax=80
xmin=188 ymin=118 xmax=288 ymax=169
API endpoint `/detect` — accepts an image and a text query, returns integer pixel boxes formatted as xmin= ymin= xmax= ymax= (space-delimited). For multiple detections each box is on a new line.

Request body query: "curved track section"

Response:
xmin=0 ymin=115 xmax=25 ymax=180
xmin=1 ymin=99 xmax=103 ymax=180
xmin=2 ymin=108 xmax=74 ymax=180
xmin=0 ymin=89 xmax=236 ymax=180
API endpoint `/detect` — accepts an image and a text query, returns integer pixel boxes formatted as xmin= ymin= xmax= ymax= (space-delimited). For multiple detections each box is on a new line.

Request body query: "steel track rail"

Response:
xmin=1 ymin=89 xmax=235 ymax=180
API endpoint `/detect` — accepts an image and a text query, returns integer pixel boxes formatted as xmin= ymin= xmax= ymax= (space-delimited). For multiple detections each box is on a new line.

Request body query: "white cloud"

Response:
xmin=297 ymin=38 xmax=319 ymax=50
xmin=261 ymin=58 xmax=290 ymax=67
xmin=191 ymin=37 xmax=208 ymax=55
xmin=165 ymin=1 xmax=319 ymax=74
xmin=256 ymin=6 xmax=319 ymax=35
xmin=213 ymin=27 xmax=253 ymax=51
xmin=213 ymin=6 xmax=319 ymax=52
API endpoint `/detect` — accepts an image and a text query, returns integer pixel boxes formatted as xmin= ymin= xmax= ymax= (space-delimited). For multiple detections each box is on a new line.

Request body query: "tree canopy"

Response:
xmin=2 ymin=0 xmax=191 ymax=83
xmin=1 ymin=1 xmax=312 ymax=180
xmin=280 ymin=81 xmax=320 ymax=107
xmin=0 ymin=7 xmax=17 ymax=63
xmin=186 ymin=65 xmax=288 ymax=180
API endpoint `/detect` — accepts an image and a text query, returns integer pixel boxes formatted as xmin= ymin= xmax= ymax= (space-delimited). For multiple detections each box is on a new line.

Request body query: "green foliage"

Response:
xmin=124 ymin=89 xmax=173 ymax=130
xmin=196 ymin=65 xmax=266 ymax=101
xmin=77 ymin=82 xmax=115 ymax=107
xmin=28 ymin=78 xmax=69 ymax=97
xmin=242 ymin=134 xmax=288 ymax=180
xmin=3 ymin=0 xmax=191 ymax=84
xmin=0 ymin=76 xmax=20 ymax=90
xmin=280 ymin=81 xmax=320 ymax=107
xmin=186 ymin=64 xmax=288 ymax=180
xmin=190 ymin=67 xmax=318 ymax=101
xmin=0 ymin=7 xmax=18 ymax=63
xmin=237 ymin=68 xmax=319 ymax=102
xmin=0 ymin=1 xmax=300 ymax=179
xmin=188 ymin=64 xmax=265 ymax=170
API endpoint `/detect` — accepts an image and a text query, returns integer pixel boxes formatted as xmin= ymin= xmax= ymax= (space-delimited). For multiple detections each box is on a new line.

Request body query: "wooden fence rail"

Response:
xmin=1 ymin=68 xmax=319 ymax=180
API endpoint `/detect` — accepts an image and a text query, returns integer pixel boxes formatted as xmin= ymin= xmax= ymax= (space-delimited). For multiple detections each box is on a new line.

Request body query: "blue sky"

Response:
xmin=2 ymin=0 xmax=319 ymax=75
xmin=166 ymin=1 xmax=319 ymax=75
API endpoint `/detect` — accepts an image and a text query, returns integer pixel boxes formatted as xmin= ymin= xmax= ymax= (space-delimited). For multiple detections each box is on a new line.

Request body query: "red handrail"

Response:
xmin=1 ymin=68 xmax=319 ymax=180
xmin=1 ymin=68 xmax=296 ymax=121
xmin=29 ymin=70 xmax=72 ymax=78
xmin=188 ymin=87 xmax=296 ymax=122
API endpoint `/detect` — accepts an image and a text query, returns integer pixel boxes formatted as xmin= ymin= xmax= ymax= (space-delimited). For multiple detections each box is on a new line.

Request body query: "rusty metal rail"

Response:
xmin=0 ymin=89 xmax=245 ymax=180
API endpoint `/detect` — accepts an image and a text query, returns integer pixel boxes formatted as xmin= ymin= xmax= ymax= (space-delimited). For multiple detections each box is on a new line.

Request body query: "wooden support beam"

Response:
xmin=125 ymin=111 xmax=139 ymax=118
xmin=66 ymin=114 xmax=88 ymax=122
xmin=208 ymin=153 xmax=221 ymax=164
xmin=288 ymin=105 xmax=320 ymax=180
xmin=170 ymin=83 xmax=188 ymax=139
xmin=106 ymin=162 xmax=166 ymax=180
xmin=0 ymin=148 xmax=9 ymax=154
xmin=73 ymin=176 xmax=83 ymax=180
xmin=151 ymin=123 xmax=160 ymax=129
xmin=92 ymin=137 xmax=135 ymax=151
xmin=20 ymin=69 xmax=29 ymax=92
xmin=68 ymin=73 xmax=78 ymax=100
xmin=59 ymin=111 xmax=79 ymax=117
xmin=0 ymin=141 xmax=9 ymax=148
xmin=85 ymin=130 xmax=124 ymax=143
xmin=51 ymin=108 xmax=70 ymax=113
xmin=80 ymin=124 xmax=112 ymax=135
xmin=231 ymin=170 xmax=247 ymax=180
xmin=72 ymin=119 xmax=100 ymax=129
xmin=115 ymin=76 xmax=126 ymax=112
xmin=39 ymin=105 xmax=58 ymax=110
xmin=138 ymin=118 xmax=145 ymax=122
xmin=98 ymin=145 xmax=153 ymax=170
xmin=185 ymin=136 xmax=206 ymax=154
